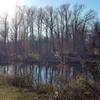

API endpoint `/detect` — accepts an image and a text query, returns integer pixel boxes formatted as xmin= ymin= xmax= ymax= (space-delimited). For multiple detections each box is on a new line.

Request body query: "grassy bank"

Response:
xmin=0 ymin=75 xmax=54 ymax=100
xmin=0 ymin=74 xmax=100 ymax=100
xmin=0 ymin=84 xmax=54 ymax=100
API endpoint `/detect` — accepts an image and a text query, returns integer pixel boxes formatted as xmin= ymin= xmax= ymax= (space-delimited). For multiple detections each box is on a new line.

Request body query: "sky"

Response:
xmin=26 ymin=0 xmax=100 ymax=19
xmin=0 ymin=0 xmax=27 ymax=17
xmin=0 ymin=0 xmax=99 ymax=19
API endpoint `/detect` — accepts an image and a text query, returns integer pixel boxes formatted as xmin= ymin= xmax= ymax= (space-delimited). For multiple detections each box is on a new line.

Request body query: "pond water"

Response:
xmin=0 ymin=63 xmax=93 ymax=85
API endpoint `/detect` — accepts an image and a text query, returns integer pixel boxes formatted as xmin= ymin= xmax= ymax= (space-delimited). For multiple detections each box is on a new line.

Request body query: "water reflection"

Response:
xmin=0 ymin=63 xmax=93 ymax=85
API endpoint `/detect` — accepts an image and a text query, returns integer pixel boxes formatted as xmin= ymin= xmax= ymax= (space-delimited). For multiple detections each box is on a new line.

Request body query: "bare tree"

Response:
xmin=46 ymin=7 xmax=56 ymax=53
xmin=92 ymin=21 xmax=100 ymax=54
xmin=0 ymin=14 xmax=9 ymax=63
xmin=28 ymin=7 xmax=37 ymax=52
xmin=11 ymin=6 xmax=23 ymax=57
xmin=71 ymin=4 xmax=95 ymax=54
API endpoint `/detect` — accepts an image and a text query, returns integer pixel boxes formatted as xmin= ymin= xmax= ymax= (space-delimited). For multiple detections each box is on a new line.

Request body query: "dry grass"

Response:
xmin=0 ymin=75 xmax=53 ymax=100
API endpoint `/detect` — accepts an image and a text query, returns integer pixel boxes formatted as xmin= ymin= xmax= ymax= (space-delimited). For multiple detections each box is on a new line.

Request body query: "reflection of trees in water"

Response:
xmin=0 ymin=63 xmax=94 ymax=85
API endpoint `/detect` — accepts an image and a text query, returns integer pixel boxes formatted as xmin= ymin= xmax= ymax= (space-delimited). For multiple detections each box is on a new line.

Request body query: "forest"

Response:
xmin=0 ymin=3 xmax=100 ymax=100
xmin=0 ymin=3 xmax=100 ymax=64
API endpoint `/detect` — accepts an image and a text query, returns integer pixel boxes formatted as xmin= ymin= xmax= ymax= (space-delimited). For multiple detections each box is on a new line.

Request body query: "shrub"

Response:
xmin=6 ymin=74 xmax=33 ymax=88
xmin=58 ymin=74 xmax=100 ymax=100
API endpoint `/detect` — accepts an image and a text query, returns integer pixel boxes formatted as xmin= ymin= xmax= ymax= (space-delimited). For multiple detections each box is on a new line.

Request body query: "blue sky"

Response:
xmin=26 ymin=0 xmax=100 ymax=19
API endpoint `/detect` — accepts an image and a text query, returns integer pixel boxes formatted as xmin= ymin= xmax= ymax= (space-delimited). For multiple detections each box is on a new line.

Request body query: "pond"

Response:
xmin=0 ymin=63 xmax=93 ymax=86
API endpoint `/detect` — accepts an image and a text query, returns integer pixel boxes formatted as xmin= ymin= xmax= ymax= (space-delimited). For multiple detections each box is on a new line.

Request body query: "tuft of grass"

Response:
xmin=0 ymin=84 xmax=54 ymax=100
xmin=0 ymin=75 xmax=54 ymax=100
